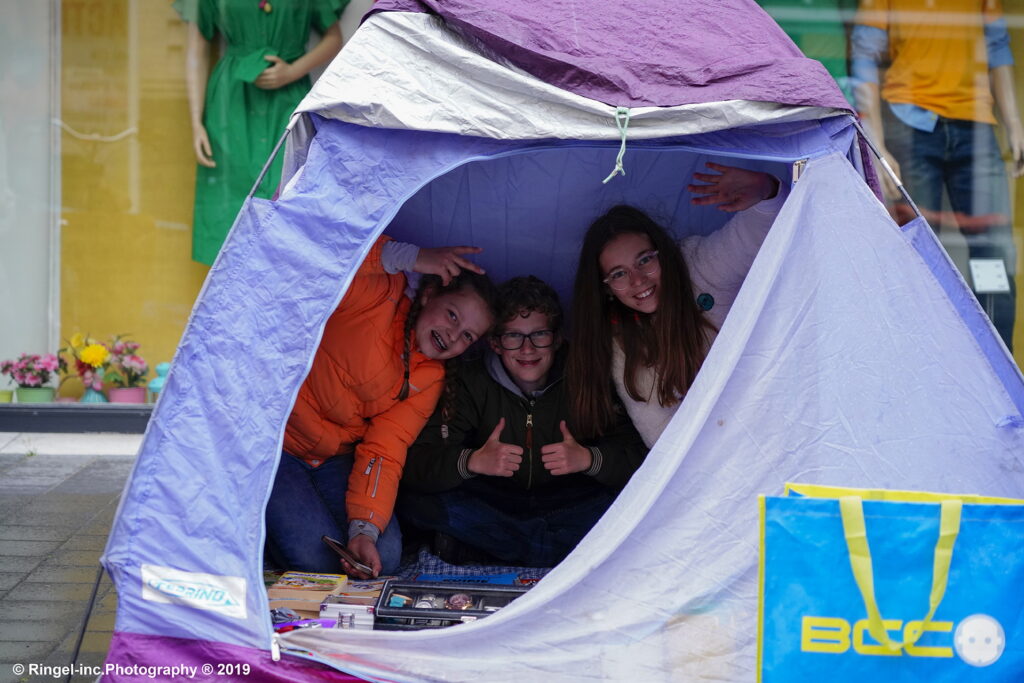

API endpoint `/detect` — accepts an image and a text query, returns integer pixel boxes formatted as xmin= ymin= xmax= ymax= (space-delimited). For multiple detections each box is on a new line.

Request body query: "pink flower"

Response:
xmin=112 ymin=341 xmax=126 ymax=354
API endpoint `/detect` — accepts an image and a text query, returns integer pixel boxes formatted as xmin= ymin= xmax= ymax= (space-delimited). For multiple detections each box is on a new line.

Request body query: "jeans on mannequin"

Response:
xmin=883 ymin=108 xmax=1017 ymax=351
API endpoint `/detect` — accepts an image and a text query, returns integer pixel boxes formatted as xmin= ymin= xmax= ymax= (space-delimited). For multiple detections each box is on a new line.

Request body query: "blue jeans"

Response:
xmin=884 ymin=110 xmax=1017 ymax=350
xmin=399 ymin=477 xmax=616 ymax=568
xmin=264 ymin=452 xmax=402 ymax=573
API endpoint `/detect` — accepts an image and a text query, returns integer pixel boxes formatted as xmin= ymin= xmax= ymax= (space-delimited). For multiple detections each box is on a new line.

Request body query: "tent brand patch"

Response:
xmin=141 ymin=564 xmax=247 ymax=619
xmin=800 ymin=615 xmax=1005 ymax=666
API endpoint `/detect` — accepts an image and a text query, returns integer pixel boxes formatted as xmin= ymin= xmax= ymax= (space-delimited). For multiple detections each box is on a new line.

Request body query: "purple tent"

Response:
xmin=99 ymin=1 xmax=1023 ymax=681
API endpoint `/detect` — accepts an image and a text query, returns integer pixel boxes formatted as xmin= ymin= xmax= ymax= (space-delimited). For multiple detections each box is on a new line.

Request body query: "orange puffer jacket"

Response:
xmin=283 ymin=237 xmax=445 ymax=531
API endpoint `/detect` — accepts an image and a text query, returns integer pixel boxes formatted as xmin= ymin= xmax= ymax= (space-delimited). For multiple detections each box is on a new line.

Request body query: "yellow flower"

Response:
xmin=69 ymin=332 xmax=85 ymax=350
xmin=80 ymin=344 xmax=109 ymax=368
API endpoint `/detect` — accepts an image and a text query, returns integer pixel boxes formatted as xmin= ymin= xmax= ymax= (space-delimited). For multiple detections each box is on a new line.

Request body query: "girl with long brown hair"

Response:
xmin=568 ymin=163 xmax=784 ymax=447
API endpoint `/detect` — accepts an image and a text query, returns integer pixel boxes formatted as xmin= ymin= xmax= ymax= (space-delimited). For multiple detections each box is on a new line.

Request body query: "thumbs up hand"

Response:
xmin=468 ymin=418 xmax=523 ymax=477
xmin=541 ymin=421 xmax=593 ymax=476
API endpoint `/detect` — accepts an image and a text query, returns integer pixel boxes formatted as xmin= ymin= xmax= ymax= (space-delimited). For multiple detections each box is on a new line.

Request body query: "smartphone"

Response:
xmin=321 ymin=535 xmax=374 ymax=576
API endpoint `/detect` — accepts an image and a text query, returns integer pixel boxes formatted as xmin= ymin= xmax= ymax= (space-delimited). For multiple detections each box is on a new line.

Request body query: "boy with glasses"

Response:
xmin=400 ymin=276 xmax=647 ymax=567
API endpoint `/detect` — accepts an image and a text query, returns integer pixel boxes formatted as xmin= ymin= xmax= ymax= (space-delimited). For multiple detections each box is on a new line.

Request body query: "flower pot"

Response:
xmin=16 ymin=387 xmax=55 ymax=403
xmin=108 ymin=387 xmax=146 ymax=403
xmin=80 ymin=388 xmax=108 ymax=403
xmin=0 ymin=390 xmax=12 ymax=403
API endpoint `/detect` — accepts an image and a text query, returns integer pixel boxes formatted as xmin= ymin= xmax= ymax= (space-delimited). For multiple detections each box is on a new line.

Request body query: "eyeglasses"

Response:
xmin=497 ymin=329 xmax=556 ymax=350
xmin=602 ymin=250 xmax=660 ymax=290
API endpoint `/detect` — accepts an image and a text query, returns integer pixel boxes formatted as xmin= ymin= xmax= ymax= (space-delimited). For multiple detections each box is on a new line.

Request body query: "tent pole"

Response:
xmin=246 ymin=113 xmax=301 ymax=200
xmin=64 ymin=564 xmax=105 ymax=683
xmin=848 ymin=115 xmax=923 ymax=219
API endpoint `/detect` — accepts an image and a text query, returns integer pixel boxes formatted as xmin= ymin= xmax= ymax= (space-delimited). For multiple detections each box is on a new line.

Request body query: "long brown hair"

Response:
xmin=568 ymin=205 xmax=715 ymax=438
xmin=397 ymin=271 xmax=499 ymax=424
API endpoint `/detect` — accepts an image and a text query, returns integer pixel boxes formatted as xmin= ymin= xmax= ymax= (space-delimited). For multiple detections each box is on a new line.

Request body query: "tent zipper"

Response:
xmin=271 ymin=633 xmax=281 ymax=662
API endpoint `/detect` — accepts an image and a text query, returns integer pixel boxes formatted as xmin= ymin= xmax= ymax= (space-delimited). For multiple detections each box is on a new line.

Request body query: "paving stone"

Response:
xmin=0 ymin=557 xmax=42 ymax=574
xmin=1 ymin=510 xmax=93 ymax=529
xmin=17 ymin=493 xmax=115 ymax=512
xmin=6 ymin=583 xmax=98 ymax=602
xmin=0 ymin=574 xmax=23 ymax=592
xmin=24 ymin=566 xmax=103 ymax=585
xmin=0 ymin=541 xmax=61 ymax=557
xmin=79 ymin=518 xmax=117 ymax=536
xmin=39 ymin=551 xmax=102 ymax=569
xmin=85 ymin=613 xmax=116 ymax=632
xmin=0 ymin=640 xmax=55 ymax=663
xmin=53 ymin=462 xmax=134 ymax=496
xmin=0 ymin=621 xmax=72 ymax=645
xmin=56 ymin=630 xmax=114 ymax=656
xmin=0 ymin=526 xmax=72 ymax=542
xmin=58 ymin=536 xmax=107 ymax=552
xmin=0 ymin=601 xmax=83 ymax=622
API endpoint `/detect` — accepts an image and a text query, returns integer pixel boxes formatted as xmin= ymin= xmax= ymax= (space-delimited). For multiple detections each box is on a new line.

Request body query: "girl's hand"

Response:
xmin=689 ymin=162 xmax=779 ymax=212
xmin=255 ymin=55 xmax=299 ymax=90
xmin=345 ymin=534 xmax=381 ymax=579
xmin=414 ymin=246 xmax=486 ymax=286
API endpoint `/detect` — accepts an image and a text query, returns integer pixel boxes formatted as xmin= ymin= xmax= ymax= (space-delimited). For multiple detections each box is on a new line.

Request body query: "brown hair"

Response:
xmin=495 ymin=275 xmax=563 ymax=334
xmin=397 ymin=271 xmax=499 ymax=423
xmin=567 ymin=205 xmax=716 ymax=438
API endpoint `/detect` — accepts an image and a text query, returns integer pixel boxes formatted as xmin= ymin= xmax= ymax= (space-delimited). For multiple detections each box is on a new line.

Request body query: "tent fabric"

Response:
xmin=365 ymin=0 xmax=851 ymax=110
xmin=104 ymin=632 xmax=361 ymax=682
xmin=296 ymin=10 xmax=851 ymax=140
xmin=279 ymin=152 xmax=1024 ymax=682
xmin=100 ymin=0 xmax=1024 ymax=680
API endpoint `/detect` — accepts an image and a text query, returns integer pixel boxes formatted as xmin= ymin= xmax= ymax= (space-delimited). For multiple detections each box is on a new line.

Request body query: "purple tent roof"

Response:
xmin=369 ymin=0 xmax=851 ymax=110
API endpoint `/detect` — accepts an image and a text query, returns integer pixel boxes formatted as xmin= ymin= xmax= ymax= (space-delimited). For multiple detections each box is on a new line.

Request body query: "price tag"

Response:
xmin=968 ymin=258 xmax=1010 ymax=294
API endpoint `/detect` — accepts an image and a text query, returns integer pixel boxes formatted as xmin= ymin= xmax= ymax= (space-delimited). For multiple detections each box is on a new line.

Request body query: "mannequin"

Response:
xmin=175 ymin=0 xmax=345 ymax=265
xmin=853 ymin=0 xmax=1022 ymax=350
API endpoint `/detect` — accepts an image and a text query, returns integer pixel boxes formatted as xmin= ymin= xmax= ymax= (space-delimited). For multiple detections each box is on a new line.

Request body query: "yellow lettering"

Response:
xmin=853 ymin=619 xmax=903 ymax=656
xmin=801 ymin=616 xmax=850 ymax=654
xmin=904 ymin=621 xmax=954 ymax=658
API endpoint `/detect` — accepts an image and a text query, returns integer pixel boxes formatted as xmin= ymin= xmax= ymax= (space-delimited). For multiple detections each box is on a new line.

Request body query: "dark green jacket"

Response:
xmin=403 ymin=346 xmax=647 ymax=494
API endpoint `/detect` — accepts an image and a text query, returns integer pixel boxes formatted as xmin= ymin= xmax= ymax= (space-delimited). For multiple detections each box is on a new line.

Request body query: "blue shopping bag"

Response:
xmin=757 ymin=490 xmax=1024 ymax=682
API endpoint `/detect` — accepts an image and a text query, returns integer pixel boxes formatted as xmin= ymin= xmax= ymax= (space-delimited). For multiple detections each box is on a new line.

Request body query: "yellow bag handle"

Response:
xmin=787 ymin=482 xmax=1022 ymax=505
xmin=839 ymin=496 xmax=962 ymax=653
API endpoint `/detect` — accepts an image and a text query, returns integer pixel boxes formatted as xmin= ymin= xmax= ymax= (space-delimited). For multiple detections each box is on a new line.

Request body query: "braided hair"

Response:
xmin=395 ymin=272 xmax=499 ymax=418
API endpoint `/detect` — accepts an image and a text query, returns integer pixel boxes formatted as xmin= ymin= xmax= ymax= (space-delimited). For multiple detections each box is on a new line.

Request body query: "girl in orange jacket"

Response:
xmin=266 ymin=236 xmax=498 ymax=576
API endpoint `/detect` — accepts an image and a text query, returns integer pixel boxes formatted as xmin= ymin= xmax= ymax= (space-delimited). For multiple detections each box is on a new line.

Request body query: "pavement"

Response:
xmin=0 ymin=432 xmax=142 ymax=683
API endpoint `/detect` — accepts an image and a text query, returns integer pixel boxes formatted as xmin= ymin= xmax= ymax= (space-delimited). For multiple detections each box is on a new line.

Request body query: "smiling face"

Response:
xmin=414 ymin=289 xmax=493 ymax=361
xmin=599 ymin=232 xmax=662 ymax=315
xmin=490 ymin=310 xmax=559 ymax=395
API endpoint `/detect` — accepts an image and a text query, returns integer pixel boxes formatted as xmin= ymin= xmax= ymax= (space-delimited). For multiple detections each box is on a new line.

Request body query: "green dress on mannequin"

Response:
xmin=174 ymin=0 xmax=346 ymax=265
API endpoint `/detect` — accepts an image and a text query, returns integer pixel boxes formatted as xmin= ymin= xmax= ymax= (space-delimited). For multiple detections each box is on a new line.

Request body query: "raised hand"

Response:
xmin=467 ymin=418 xmax=523 ymax=477
xmin=689 ymin=162 xmax=779 ymax=212
xmin=540 ymin=421 xmax=592 ymax=476
xmin=414 ymin=246 xmax=486 ymax=285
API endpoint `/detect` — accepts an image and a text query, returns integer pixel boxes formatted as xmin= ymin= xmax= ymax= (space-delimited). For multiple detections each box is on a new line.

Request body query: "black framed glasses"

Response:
xmin=497 ymin=329 xmax=556 ymax=350
xmin=602 ymin=250 xmax=660 ymax=291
